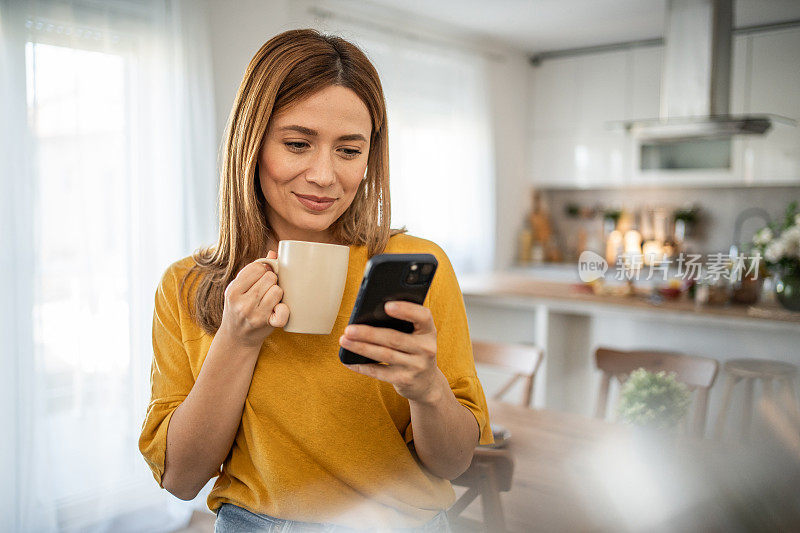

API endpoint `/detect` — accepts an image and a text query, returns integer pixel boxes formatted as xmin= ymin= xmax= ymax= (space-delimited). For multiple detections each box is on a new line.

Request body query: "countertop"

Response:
xmin=459 ymin=271 xmax=800 ymax=332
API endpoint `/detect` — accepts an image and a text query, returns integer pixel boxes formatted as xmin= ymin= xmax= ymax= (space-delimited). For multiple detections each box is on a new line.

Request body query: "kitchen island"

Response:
xmin=460 ymin=269 xmax=800 ymax=433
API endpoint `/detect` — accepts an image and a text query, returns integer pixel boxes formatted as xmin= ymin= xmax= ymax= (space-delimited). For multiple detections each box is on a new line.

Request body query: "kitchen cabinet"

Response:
xmin=742 ymin=28 xmax=800 ymax=185
xmin=628 ymin=46 xmax=662 ymax=120
xmin=577 ymin=51 xmax=628 ymax=129
xmin=529 ymin=51 xmax=629 ymax=187
xmin=529 ymin=27 xmax=800 ymax=188
xmin=530 ymin=56 xmax=580 ymax=135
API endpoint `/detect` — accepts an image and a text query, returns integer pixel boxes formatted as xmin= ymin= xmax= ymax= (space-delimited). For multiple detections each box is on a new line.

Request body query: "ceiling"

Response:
xmin=365 ymin=0 xmax=800 ymax=54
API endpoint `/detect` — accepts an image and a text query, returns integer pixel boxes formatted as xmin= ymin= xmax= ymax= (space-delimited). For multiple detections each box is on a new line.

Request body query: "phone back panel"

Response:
xmin=339 ymin=253 xmax=438 ymax=365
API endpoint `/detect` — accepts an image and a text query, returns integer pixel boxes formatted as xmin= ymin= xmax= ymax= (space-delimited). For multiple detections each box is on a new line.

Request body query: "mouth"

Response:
xmin=293 ymin=193 xmax=337 ymax=212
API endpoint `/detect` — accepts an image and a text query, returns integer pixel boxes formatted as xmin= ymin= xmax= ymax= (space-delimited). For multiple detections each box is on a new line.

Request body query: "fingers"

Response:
xmin=343 ymin=324 xmax=416 ymax=354
xmin=229 ymin=261 xmax=271 ymax=295
xmin=269 ymin=302 xmax=290 ymax=328
xmin=345 ymin=361 xmax=400 ymax=382
xmin=339 ymin=323 xmax=437 ymax=365
xmin=246 ymin=269 xmax=278 ymax=302
xmin=338 ymin=336 xmax=412 ymax=366
xmin=227 ymin=250 xmax=277 ymax=296
xmin=257 ymin=282 xmax=283 ymax=314
xmin=383 ymin=301 xmax=436 ymax=334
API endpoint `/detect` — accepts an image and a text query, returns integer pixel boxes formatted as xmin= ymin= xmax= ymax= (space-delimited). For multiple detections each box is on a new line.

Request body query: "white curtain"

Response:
xmin=0 ymin=0 xmax=217 ymax=531
xmin=311 ymin=13 xmax=496 ymax=277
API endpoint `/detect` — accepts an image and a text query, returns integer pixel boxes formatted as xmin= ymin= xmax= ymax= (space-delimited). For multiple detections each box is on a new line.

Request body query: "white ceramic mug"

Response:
xmin=255 ymin=240 xmax=349 ymax=334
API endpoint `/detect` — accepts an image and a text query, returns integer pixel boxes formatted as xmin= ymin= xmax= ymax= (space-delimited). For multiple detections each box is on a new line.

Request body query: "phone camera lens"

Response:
xmin=406 ymin=271 xmax=419 ymax=284
xmin=421 ymin=264 xmax=433 ymax=275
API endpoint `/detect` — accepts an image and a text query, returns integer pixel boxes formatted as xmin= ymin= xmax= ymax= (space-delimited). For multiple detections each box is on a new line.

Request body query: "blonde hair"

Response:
xmin=182 ymin=29 xmax=405 ymax=335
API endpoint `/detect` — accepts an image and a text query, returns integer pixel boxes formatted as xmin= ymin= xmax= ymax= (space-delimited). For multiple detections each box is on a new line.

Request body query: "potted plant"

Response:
xmin=750 ymin=201 xmax=800 ymax=311
xmin=617 ymin=369 xmax=691 ymax=432
xmin=673 ymin=205 xmax=700 ymax=241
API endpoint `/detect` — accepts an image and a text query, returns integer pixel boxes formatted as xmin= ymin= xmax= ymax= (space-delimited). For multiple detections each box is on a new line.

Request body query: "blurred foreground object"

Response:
xmin=485 ymin=399 xmax=800 ymax=531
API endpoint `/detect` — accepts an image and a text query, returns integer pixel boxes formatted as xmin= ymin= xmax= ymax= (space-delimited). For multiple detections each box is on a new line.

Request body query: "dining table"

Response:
xmin=457 ymin=400 xmax=800 ymax=532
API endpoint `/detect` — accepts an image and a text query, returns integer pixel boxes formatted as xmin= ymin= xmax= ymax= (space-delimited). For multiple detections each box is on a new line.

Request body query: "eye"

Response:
xmin=284 ymin=141 xmax=309 ymax=152
xmin=338 ymin=147 xmax=362 ymax=159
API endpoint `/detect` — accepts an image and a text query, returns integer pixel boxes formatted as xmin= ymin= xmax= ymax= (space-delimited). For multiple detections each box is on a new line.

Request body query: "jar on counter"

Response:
xmin=695 ymin=274 xmax=731 ymax=306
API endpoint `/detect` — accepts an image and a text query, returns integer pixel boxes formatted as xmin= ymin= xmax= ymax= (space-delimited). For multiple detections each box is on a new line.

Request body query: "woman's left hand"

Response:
xmin=339 ymin=301 xmax=445 ymax=404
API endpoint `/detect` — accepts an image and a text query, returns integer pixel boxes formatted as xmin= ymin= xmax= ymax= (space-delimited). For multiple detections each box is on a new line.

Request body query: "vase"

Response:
xmin=774 ymin=271 xmax=800 ymax=312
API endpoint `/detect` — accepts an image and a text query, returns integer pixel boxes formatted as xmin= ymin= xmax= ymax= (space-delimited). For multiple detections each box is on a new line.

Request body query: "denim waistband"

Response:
xmin=214 ymin=503 xmax=452 ymax=533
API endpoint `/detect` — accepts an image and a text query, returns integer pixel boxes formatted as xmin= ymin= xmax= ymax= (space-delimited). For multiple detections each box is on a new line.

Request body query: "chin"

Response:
xmin=295 ymin=215 xmax=336 ymax=233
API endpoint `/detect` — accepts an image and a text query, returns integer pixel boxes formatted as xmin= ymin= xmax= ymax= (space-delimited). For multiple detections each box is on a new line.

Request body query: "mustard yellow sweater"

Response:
xmin=138 ymin=234 xmax=492 ymax=529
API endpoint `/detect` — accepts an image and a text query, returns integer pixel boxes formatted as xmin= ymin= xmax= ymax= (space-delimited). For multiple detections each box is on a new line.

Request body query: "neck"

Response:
xmin=266 ymin=224 xmax=338 ymax=252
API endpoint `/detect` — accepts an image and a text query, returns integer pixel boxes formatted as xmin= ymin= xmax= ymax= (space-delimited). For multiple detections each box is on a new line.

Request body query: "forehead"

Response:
xmin=271 ymin=85 xmax=372 ymax=136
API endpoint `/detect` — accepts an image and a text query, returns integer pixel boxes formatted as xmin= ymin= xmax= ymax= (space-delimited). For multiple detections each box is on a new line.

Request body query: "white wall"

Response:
xmin=202 ymin=0 xmax=311 ymax=148
xmin=487 ymin=55 xmax=530 ymax=270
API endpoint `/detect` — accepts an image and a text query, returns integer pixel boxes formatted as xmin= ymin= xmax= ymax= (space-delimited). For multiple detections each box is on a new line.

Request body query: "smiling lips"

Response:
xmin=294 ymin=193 xmax=336 ymax=212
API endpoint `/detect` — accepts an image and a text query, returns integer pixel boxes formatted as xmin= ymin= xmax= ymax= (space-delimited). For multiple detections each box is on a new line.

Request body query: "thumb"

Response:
xmin=267 ymin=250 xmax=277 ymax=259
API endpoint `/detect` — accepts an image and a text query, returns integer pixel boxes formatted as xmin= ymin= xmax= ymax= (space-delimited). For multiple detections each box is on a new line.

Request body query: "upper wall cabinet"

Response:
xmin=530 ymin=57 xmax=581 ymax=135
xmin=528 ymin=27 xmax=800 ymax=187
xmin=629 ymin=46 xmax=662 ymax=120
xmin=749 ymin=29 xmax=800 ymax=118
xmin=529 ymin=50 xmax=629 ymax=187
xmin=742 ymin=28 xmax=800 ymax=184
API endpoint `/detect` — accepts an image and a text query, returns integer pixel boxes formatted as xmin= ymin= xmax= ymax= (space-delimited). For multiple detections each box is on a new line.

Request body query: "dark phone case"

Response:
xmin=338 ymin=253 xmax=438 ymax=365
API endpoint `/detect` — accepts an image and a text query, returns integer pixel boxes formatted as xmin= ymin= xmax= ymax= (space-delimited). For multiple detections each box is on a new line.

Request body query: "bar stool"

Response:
xmin=713 ymin=359 xmax=800 ymax=441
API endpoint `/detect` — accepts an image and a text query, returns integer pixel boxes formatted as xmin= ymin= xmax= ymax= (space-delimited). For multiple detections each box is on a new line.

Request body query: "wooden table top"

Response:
xmin=476 ymin=400 xmax=800 ymax=532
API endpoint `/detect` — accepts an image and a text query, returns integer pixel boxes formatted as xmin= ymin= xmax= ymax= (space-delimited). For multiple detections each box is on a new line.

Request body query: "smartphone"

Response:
xmin=339 ymin=253 xmax=438 ymax=365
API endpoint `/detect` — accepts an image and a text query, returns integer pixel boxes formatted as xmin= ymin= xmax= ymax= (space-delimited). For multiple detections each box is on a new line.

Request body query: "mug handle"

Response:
xmin=255 ymin=257 xmax=279 ymax=273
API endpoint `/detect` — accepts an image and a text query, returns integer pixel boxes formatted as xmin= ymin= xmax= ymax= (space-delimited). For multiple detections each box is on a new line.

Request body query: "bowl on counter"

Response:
xmin=657 ymin=286 xmax=682 ymax=300
xmin=652 ymin=278 xmax=687 ymax=301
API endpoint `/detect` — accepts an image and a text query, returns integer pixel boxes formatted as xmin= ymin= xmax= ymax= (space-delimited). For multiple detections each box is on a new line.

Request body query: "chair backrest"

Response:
xmin=472 ymin=340 xmax=544 ymax=408
xmin=594 ymin=346 xmax=719 ymax=438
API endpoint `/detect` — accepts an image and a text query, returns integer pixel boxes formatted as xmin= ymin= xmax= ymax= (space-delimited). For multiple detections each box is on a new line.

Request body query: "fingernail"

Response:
xmin=345 ymin=326 xmax=355 ymax=335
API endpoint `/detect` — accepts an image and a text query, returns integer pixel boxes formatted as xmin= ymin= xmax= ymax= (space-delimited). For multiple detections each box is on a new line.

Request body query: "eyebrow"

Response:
xmin=278 ymin=125 xmax=367 ymax=142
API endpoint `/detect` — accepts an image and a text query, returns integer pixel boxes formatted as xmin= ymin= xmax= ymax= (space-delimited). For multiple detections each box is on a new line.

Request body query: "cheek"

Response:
xmin=261 ymin=148 xmax=298 ymax=185
xmin=340 ymin=163 xmax=367 ymax=193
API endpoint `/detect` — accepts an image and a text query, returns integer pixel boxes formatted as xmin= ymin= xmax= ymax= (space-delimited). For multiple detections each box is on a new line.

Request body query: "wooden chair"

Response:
xmin=594 ymin=346 xmax=719 ymax=438
xmin=448 ymin=341 xmax=543 ymax=532
xmin=447 ymin=447 xmax=514 ymax=532
xmin=713 ymin=358 xmax=799 ymax=442
xmin=472 ymin=340 xmax=544 ymax=408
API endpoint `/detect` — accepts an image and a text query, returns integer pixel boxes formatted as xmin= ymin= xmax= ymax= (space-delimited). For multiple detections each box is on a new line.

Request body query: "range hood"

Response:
xmin=623 ymin=0 xmax=792 ymax=141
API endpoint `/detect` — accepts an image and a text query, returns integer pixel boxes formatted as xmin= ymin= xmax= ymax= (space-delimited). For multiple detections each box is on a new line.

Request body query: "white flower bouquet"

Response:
xmin=751 ymin=201 xmax=800 ymax=278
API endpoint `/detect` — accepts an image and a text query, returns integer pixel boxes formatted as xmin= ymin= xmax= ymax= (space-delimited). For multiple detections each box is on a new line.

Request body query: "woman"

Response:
xmin=138 ymin=29 xmax=493 ymax=532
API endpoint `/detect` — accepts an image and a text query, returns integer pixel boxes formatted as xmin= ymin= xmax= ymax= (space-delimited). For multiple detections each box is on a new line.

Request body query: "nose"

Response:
xmin=305 ymin=149 xmax=336 ymax=188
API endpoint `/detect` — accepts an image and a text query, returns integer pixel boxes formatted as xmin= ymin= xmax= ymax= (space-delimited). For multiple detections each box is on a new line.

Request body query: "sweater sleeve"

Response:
xmin=138 ymin=263 xmax=197 ymax=488
xmin=403 ymin=244 xmax=494 ymax=446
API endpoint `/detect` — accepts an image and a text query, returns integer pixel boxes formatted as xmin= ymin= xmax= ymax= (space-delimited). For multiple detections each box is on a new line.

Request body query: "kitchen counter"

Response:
xmin=459 ymin=272 xmax=800 ymax=332
xmin=459 ymin=270 xmax=800 ymax=423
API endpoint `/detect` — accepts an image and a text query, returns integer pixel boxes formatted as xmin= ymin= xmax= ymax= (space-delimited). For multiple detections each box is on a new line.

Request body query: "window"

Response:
xmin=4 ymin=1 xmax=217 ymax=530
xmin=27 ymin=37 xmax=137 ymax=505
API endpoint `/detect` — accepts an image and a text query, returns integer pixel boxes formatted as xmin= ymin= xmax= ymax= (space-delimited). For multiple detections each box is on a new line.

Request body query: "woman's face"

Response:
xmin=258 ymin=85 xmax=372 ymax=245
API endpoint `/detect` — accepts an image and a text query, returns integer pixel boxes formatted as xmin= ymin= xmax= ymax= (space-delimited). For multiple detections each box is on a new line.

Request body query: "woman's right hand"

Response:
xmin=219 ymin=250 xmax=289 ymax=349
